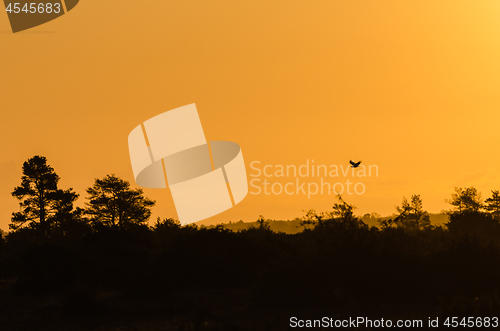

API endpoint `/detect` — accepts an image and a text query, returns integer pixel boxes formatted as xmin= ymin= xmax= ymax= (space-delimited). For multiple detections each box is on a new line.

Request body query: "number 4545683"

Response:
xmin=5 ymin=3 xmax=61 ymax=14
xmin=444 ymin=317 xmax=498 ymax=328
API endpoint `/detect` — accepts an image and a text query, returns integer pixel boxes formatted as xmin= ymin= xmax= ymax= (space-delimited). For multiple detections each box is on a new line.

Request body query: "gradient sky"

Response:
xmin=2 ymin=0 xmax=500 ymax=231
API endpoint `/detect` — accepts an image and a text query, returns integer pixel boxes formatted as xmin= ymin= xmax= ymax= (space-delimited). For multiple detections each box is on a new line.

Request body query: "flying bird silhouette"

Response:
xmin=350 ymin=160 xmax=362 ymax=168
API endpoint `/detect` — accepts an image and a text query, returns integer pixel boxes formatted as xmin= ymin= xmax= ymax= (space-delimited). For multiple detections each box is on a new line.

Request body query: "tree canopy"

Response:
xmin=445 ymin=187 xmax=483 ymax=215
xmin=394 ymin=194 xmax=431 ymax=231
xmin=10 ymin=155 xmax=78 ymax=235
xmin=84 ymin=174 xmax=156 ymax=229
xmin=485 ymin=190 xmax=500 ymax=219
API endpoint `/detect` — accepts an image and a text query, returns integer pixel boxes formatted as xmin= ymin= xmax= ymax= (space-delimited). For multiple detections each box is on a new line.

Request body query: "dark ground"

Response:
xmin=1 ymin=214 xmax=500 ymax=330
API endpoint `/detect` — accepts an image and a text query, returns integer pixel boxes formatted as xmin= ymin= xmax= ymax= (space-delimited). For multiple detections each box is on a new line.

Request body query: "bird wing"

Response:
xmin=349 ymin=160 xmax=355 ymax=166
xmin=355 ymin=161 xmax=362 ymax=167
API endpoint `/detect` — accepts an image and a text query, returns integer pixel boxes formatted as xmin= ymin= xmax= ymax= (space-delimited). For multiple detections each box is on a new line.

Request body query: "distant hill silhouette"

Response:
xmin=218 ymin=213 xmax=450 ymax=234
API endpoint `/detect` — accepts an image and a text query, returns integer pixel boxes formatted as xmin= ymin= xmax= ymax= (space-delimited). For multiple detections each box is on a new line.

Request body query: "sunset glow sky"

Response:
xmin=2 ymin=0 xmax=500 ymax=230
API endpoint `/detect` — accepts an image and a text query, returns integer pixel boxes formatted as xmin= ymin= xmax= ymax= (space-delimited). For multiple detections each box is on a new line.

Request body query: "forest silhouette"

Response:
xmin=1 ymin=156 xmax=500 ymax=330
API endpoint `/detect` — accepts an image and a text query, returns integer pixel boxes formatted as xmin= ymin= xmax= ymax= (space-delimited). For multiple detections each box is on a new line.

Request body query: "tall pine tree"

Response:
xmin=10 ymin=155 xmax=78 ymax=235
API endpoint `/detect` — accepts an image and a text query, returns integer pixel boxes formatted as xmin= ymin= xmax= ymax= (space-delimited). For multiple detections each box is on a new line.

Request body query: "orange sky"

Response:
xmin=2 ymin=0 xmax=500 ymax=231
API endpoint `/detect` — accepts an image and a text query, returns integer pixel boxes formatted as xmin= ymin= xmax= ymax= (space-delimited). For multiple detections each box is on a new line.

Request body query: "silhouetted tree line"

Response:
xmin=2 ymin=155 xmax=500 ymax=330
